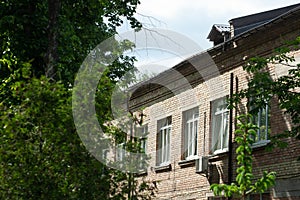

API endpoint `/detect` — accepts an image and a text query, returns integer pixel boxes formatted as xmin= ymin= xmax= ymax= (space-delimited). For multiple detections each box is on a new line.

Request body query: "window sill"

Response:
xmin=178 ymin=157 xmax=198 ymax=167
xmin=154 ymin=163 xmax=171 ymax=172
xmin=212 ymin=148 xmax=228 ymax=155
xmin=251 ymin=140 xmax=270 ymax=149
xmin=208 ymin=149 xmax=229 ymax=161
xmin=136 ymin=169 xmax=148 ymax=176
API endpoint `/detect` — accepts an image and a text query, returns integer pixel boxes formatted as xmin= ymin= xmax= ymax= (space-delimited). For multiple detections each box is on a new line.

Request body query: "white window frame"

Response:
xmin=157 ymin=116 xmax=171 ymax=166
xmin=140 ymin=137 xmax=147 ymax=153
xmin=211 ymin=97 xmax=229 ymax=154
xmin=135 ymin=125 xmax=148 ymax=153
xmin=116 ymin=143 xmax=125 ymax=164
xmin=251 ymin=104 xmax=270 ymax=146
xmin=102 ymin=148 xmax=109 ymax=161
xmin=183 ymin=107 xmax=199 ymax=160
xmin=135 ymin=124 xmax=148 ymax=170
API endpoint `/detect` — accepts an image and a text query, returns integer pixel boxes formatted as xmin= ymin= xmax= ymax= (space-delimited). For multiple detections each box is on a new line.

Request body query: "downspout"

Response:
xmin=203 ymin=112 xmax=207 ymax=155
xmin=128 ymin=122 xmax=133 ymax=200
xmin=228 ymin=73 xmax=234 ymax=187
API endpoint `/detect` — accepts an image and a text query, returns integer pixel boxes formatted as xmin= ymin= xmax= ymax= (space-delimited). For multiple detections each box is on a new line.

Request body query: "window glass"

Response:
xmin=157 ymin=116 xmax=172 ymax=166
xmin=183 ymin=107 xmax=199 ymax=160
xmin=135 ymin=125 xmax=148 ymax=153
xmin=116 ymin=143 xmax=125 ymax=168
xmin=251 ymin=104 xmax=269 ymax=143
xmin=211 ymin=97 xmax=229 ymax=154
xmin=135 ymin=124 xmax=148 ymax=170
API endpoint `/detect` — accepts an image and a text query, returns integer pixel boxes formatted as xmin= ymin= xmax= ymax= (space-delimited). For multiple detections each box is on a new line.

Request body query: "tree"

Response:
xmin=211 ymin=36 xmax=300 ymax=199
xmin=0 ymin=0 xmax=142 ymax=83
xmin=0 ymin=1 xmax=156 ymax=199
xmin=229 ymin=36 xmax=300 ymax=149
xmin=210 ymin=115 xmax=276 ymax=199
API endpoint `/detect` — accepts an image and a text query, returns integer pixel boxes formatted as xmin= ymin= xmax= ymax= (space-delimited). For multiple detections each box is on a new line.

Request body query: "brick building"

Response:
xmin=128 ymin=4 xmax=300 ymax=199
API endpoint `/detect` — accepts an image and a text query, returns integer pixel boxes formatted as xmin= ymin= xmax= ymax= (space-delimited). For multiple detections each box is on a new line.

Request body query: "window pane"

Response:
xmin=212 ymin=114 xmax=222 ymax=151
xmin=183 ymin=107 xmax=199 ymax=159
xmin=157 ymin=116 xmax=172 ymax=165
xmin=251 ymin=103 xmax=269 ymax=143
xmin=194 ymin=120 xmax=198 ymax=155
xmin=167 ymin=127 xmax=171 ymax=162
xmin=189 ymin=122 xmax=193 ymax=156
xmin=184 ymin=121 xmax=188 ymax=158
xmin=223 ymin=113 xmax=229 ymax=149
xmin=164 ymin=129 xmax=167 ymax=162
xmin=211 ymin=97 xmax=229 ymax=153
xmin=158 ymin=130 xmax=162 ymax=164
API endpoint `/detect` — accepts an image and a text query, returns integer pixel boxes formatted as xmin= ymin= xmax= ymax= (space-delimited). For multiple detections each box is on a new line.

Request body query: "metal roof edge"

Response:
xmin=230 ymin=4 xmax=300 ymax=42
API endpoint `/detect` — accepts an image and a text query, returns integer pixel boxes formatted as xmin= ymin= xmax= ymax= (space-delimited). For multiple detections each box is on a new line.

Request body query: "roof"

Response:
xmin=214 ymin=24 xmax=230 ymax=33
xmin=129 ymin=4 xmax=300 ymax=110
xmin=207 ymin=24 xmax=230 ymax=43
xmin=230 ymin=3 xmax=300 ymax=36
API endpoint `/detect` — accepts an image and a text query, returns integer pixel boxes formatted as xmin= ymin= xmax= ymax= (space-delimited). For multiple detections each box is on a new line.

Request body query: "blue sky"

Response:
xmin=135 ymin=0 xmax=300 ymax=49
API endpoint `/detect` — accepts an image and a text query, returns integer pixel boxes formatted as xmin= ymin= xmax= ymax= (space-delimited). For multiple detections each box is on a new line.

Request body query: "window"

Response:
xmin=135 ymin=125 xmax=148 ymax=153
xmin=140 ymin=137 xmax=147 ymax=153
xmin=102 ymin=148 xmax=109 ymax=160
xmin=211 ymin=97 xmax=229 ymax=154
xmin=135 ymin=125 xmax=148 ymax=171
xmin=251 ymin=104 xmax=269 ymax=144
xmin=116 ymin=143 xmax=125 ymax=167
xmin=157 ymin=116 xmax=172 ymax=166
xmin=182 ymin=107 xmax=199 ymax=160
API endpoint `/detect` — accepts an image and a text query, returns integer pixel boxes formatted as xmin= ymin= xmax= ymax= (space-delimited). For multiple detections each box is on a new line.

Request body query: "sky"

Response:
xmin=134 ymin=0 xmax=300 ymax=49
xmin=118 ymin=0 xmax=300 ymax=77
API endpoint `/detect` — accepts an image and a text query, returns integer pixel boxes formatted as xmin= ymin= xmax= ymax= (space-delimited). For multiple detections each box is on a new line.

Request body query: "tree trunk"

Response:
xmin=45 ymin=0 xmax=60 ymax=80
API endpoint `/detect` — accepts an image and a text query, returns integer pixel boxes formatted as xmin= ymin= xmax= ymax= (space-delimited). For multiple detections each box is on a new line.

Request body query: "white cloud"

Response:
xmin=137 ymin=0 xmax=186 ymax=19
xmin=135 ymin=0 xmax=300 ymax=49
xmin=138 ymin=0 xmax=300 ymax=19
xmin=137 ymin=0 xmax=262 ymax=21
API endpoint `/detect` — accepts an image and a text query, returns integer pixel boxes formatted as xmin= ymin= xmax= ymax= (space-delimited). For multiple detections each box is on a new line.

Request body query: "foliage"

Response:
xmin=0 ymin=47 xmax=156 ymax=200
xmin=0 ymin=62 xmax=108 ymax=199
xmin=0 ymin=0 xmax=157 ymax=199
xmin=0 ymin=0 xmax=142 ymax=84
xmin=229 ymin=36 xmax=300 ymax=148
xmin=106 ymin=122 xmax=156 ymax=200
xmin=212 ymin=36 xmax=300 ymax=199
xmin=210 ymin=115 xmax=276 ymax=199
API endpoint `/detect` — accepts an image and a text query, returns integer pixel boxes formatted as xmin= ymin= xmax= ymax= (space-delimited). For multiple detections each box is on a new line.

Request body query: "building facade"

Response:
xmin=128 ymin=4 xmax=300 ymax=200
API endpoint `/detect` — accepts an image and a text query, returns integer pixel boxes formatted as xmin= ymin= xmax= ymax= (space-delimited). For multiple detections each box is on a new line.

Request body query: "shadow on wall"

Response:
xmin=208 ymin=164 xmax=220 ymax=185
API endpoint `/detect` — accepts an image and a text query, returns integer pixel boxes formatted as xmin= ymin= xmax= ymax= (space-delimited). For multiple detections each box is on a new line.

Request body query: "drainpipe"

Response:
xmin=203 ymin=112 xmax=207 ymax=155
xmin=228 ymin=73 xmax=234 ymax=187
